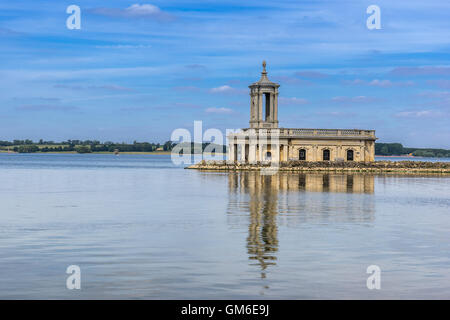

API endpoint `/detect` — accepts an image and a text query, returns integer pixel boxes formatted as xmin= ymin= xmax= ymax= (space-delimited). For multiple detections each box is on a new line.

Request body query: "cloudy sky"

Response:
xmin=1 ymin=0 xmax=449 ymax=148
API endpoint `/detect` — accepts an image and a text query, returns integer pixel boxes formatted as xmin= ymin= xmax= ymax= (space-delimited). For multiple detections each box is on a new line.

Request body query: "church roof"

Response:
xmin=249 ymin=61 xmax=280 ymax=88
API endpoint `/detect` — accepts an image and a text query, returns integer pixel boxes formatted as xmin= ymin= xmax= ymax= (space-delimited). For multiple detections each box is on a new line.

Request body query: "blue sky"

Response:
xmin=1 ymin=0 xmax=449 ymax=148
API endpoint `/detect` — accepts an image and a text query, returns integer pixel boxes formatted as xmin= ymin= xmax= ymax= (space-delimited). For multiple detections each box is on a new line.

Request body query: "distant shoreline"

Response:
xmin=0 ymin=151 xmax=448 ymax=159
xmin=0 ymin=150 xmax=172 ymax=155
xmin=0 ymin=151 xmax=226 ymax=156
xmin=375 ymin=155 xmax=416 ymax=158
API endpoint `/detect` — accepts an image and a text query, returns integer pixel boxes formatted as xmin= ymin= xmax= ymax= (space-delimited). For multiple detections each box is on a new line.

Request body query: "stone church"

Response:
xmin=227 ymin=61 xmax=377 ymax=163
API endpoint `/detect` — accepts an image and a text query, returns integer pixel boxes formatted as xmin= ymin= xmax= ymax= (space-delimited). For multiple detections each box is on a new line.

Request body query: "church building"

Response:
xmin=227 ymin=61 xmax=377 ymax=163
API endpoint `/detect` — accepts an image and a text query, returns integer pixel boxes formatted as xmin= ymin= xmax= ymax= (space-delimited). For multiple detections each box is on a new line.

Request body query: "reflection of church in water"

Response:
xmin=226 ymin=172 xmax=375 ymax=278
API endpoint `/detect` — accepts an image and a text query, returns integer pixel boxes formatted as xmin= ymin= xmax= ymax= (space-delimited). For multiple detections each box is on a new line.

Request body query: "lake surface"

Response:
xmin=0 ymin=153 xmax=449 ymax=299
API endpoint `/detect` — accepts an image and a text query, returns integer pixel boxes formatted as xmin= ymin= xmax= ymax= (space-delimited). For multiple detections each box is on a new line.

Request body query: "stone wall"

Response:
xmin=187 ymin=160 xmax=450 ymax=174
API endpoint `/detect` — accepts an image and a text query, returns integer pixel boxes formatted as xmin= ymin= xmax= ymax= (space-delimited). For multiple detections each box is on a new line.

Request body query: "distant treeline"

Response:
xmin=0 ymin=140 xmax=176 ymax=153
xmin=375 ymin=143 xmax=450 ymax=158
xmin=1 ymin=140 xmax=448 ymax=157
xmin=0 ymin=140 xmax=226 ymax=154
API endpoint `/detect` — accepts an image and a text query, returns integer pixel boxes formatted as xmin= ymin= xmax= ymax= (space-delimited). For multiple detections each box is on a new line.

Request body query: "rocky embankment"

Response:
xmin=187 ymin=160 xmax=450 ymax=174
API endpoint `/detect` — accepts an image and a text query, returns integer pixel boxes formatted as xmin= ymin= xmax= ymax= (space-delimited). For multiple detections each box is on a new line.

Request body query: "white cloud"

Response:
xmin=205 ymin=107 xmax=234 ymax=114
xmin=279 ymin=97 xmax=308 ymax=105
xmin=369 ymin=79 xmax=394 ymax=87
xmin=210 ymin=85 xmax=233 ymax=93
xmin=209 ymin=85 xmax=246 ymax=95
xmin=342 ymin=79 xmax=414 ymax=87
xmin=394 ymin=110 xmax=445 ymax=118
xmin=90 ymin=4 xmax=174 ymax=21
xmin=126 ymin=4 xmax=161 ymax=17
xmin=342 ymin=79 xmax=365 ymax=85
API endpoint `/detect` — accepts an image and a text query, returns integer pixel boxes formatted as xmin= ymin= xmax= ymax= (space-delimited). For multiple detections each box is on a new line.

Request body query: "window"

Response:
xmin=323 ymin=149 xmax=330 ymax=161
xmin=299 ymin=149 xmax=306 ymax=160
xmin=347 ymin=149 xmax=354 ymax=161
xmin=265 ymin=151 xmax=272 ymax=161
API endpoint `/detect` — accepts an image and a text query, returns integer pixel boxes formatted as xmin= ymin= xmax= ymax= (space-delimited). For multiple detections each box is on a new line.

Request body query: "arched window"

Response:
xmin=347 ymin=149 xmax=354 ymax=161
xmin=323 ymin=149 xmax=330 ymax=161
xmin=265 ymin=151 xmax=272 ymax=161
xmin=299 ymin=149 xmax=306 ymax=161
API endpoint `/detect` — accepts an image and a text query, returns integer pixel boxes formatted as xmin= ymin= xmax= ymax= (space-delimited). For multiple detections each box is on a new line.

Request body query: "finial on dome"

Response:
xmin=262 ymin=60 xmax=267 ymax=72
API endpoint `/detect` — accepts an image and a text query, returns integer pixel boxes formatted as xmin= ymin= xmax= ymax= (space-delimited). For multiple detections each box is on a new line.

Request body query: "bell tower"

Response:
xmin=249 ymin=61 xmax=280 ymax=129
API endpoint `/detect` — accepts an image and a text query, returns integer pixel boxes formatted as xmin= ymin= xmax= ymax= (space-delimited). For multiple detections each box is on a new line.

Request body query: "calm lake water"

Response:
xmin=0 ymin=153 xmax=449 ymax=299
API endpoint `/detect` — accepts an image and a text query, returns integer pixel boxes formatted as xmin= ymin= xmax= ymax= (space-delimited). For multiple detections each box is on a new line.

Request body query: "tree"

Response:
xmin=163 ymin=141 xmax=174 ymax=151
xmin=17 ymin=145 xmax=39 ymax=153
xmin=380 ymin=145 xmax=389 ymax=155
xmin=75 ymin=145 xmax=92 ymax=154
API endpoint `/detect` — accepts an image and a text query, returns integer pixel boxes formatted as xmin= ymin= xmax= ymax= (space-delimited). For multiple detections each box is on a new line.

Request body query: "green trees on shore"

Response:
xmin=0 ymin=140 xmax=175 ymax=154
xmin=16 ymin=145 xmax=39 ymax=153
xmin=375 ymin=143 xmax=450 ymax=157
xmin=74 ymin=145 xmax=92 ymax=154
xmin=1 ymin=140 xmax=449 ymax=157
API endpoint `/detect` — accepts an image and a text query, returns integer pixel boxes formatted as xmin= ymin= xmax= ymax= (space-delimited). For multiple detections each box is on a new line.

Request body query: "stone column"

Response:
xmin=370 ymin=141 xmax=375 ymax=161
xmin=258 ymin=91 xmax=263 ymax=123
xmin=364 ymin=143 xmax=369 ymax=162
xmin=272 ymin=142 xmax=280 ymax=163
xmin=274 ymin=91 xmax=278 ymax=127
xmin=254 ymin=94 xmax=259 ymax=121
xmin=249 ymin=143 xmax=256 ymax=163
xmin=258 ymin=143 xmax=263 ymax=162
xmin=240 ymin=143 xmax=246 ymax=162
xmin=229 ymin=143 xmax=235 ymax=161
xmin=270 ymin=93 xmax=274 ymax=122
xmin=250 ymin=94 xmax=255 ymax=122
